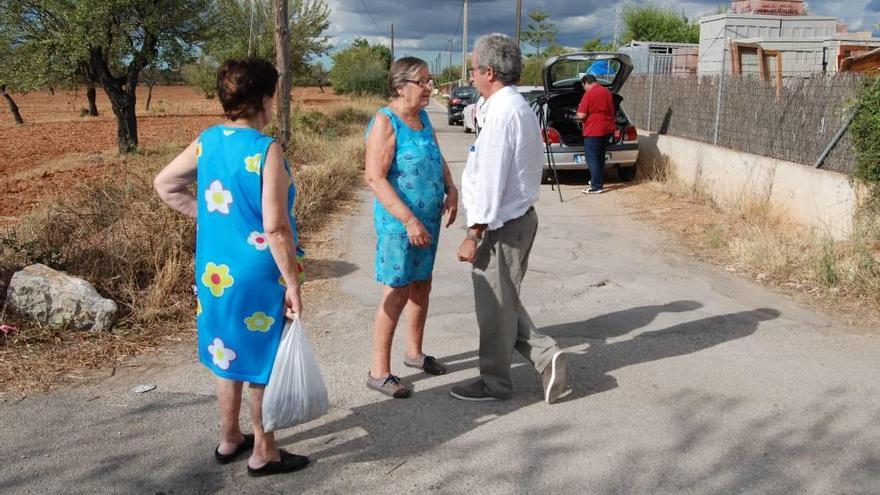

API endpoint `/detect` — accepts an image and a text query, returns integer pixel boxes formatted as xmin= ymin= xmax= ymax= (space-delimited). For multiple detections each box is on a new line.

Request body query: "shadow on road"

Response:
xmin=0 ymin=393 xmax=223 ymax=494
xmin=277 ymin=304 xmax=780 ymax=465
xmin=554 ymin=306 xmax=781 ymax=398
xmin=305 ymin=258 xmax=359 ymax=282
xmin=0 ymin=305 xmax=785 ymax=493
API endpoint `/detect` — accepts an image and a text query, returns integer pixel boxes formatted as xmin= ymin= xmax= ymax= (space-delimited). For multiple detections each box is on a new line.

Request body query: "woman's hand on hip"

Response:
xmin=405 ymin=216 xmax=431 ymax=248
xmin=284 ymin=285 xmax=303 ymax=319
xmin=443 ymin=187 xmax=459 ymax=228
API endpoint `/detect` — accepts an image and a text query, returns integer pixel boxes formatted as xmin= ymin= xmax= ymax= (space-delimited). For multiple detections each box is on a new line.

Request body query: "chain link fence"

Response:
xmin=619 ymin=53 xmax=865 ymax=174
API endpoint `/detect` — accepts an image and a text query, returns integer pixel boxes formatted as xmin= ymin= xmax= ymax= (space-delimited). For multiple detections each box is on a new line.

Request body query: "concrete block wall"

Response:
xmin=637 ymin=131 xmax=863 ymax=240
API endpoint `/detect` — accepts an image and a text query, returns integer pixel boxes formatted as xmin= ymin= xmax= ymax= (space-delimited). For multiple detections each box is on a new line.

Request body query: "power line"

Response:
xmin=358 ymin=0 xmax=382 ymax=34
xmin=452 ymin=0 xmax=464 ymax=43
xmin=445 ymin=0 xmax=464 ymax=76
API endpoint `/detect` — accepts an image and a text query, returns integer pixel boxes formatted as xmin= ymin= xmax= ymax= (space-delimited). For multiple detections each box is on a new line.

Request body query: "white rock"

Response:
xmin=3 ymin=264 xmax=117 ymax=332
xmin=131 ymin=383 xmax=156 ymax=394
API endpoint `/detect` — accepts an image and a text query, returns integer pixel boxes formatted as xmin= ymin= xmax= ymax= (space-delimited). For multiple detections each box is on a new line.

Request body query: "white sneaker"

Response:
xmin=542 ymin=351 xmax=571 ymax=404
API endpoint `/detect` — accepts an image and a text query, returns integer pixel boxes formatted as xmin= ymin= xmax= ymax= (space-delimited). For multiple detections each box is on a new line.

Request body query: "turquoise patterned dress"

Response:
xmin=194 ymin=125 xmax=304 ymax=384
xmin=367 ymin=108 xmax=445 ymax=287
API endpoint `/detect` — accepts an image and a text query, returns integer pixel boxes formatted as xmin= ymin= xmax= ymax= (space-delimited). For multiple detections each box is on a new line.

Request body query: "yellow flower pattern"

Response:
xmin=208 ymin=338 xmax=236 ymax=370
xmin=244 ymin=311 xmax=275 ymax=332
xmin=195 ymin=126 xmax=306 ymax=382
xmin=244 ymin=153 xmax=262 ymax=175
xmin=201 ymin=262 xmax=234 ymax=297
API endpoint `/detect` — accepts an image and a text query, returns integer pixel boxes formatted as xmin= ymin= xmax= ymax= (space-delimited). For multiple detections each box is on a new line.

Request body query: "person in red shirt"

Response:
xmin=575 ymin=74 xmax=617 ymax=194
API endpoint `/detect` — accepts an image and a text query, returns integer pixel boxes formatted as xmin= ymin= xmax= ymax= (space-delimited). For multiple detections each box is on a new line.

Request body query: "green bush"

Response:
xmin=520 ymin=55 xmax=547 ymax=86
xmin=329 ymin=38 xmax=391 ymax=96
xmin=850 ymin=76 xmax=880 ymax=241
xmin=182 ymin=59 xmax=219 ymax=99
xmin=851 ymin=77 xmax=880 ymax=182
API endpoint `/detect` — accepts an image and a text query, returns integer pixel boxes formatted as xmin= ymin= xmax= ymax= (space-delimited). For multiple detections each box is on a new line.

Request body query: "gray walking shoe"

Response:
xmin=450 ymin=379 xmax=501 ymax=402
xmin=542 ymin=351 xmax=571 ymax=405
xmin=366 ymin=373 xmax=412 ymax=399
xmin=404 ymin=354 xmax=447 ymax=375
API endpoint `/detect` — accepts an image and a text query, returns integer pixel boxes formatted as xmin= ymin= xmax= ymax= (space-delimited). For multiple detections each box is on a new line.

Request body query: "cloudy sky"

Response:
xmin=323 ymin=0 xmax=880 ymax=66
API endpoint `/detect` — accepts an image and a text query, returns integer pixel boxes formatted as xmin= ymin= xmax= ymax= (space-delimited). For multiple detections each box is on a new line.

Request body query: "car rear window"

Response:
xmin=520 ymin=91 xmax=543 ymax=104
xmin=453 ymin=88 xmax=475 ymax=97
xmin=550 ymin=58 xmax=621 ymax=89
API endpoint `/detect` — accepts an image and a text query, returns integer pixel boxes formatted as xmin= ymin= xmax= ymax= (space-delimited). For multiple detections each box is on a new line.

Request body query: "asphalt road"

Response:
xmin=2 ymin=100 xmax=879 ymax=495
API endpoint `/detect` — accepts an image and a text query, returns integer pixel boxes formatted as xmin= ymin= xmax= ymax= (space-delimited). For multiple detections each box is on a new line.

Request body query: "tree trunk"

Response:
xmin=1 ymin=85 xmax=24 ymax=124
xmin=145 ymin=82 xmax=156 ymax=111
xmin=106 ymin=88 xmax=138 ymax=154
xmin=90 ymin=46 xmax=146 ymax=154
xmin=86 ymin=83 xmax=99 ymax=116
xmin=274 ymin=0 xmax=291 ymax=149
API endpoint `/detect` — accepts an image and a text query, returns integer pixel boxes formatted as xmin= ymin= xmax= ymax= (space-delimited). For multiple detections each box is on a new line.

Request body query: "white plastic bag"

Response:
xmin=262 ymin=317 xmax=329 ymax=432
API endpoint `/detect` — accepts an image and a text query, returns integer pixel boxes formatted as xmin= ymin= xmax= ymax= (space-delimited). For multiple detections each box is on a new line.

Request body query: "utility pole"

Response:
xmin=247 ymin=0 xmax=256 ymax=56
xmin=461 ymin=0 xmax=468 ymax=86
xmin=391 ymin=23 xmax=395 ymax=60
xmin=274 ymin=0 xmax=291 ymax=149
xmin=448 ymin=37 xmax=453 ymax=81
xmin=515 ymin=0 xmax=522 ymax=47
xmin=613 ymin=1 xmax=624 ymax=48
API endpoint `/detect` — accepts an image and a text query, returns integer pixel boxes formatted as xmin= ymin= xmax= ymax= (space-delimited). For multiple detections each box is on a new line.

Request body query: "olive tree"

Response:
xmin=2 ymin=0 xmax=210 ymax=153
xmin=198 ymin=0 xmax=331 ymax=146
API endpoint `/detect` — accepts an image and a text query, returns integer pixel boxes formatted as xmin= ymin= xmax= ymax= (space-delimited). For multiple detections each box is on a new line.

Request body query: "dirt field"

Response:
xmin=0 ymin=85 xmax=349 ymax=220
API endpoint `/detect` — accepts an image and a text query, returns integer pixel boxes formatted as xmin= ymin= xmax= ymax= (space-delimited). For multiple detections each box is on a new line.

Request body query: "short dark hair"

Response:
xmin=581 ymin=74 xmax=598 ymax=85
xmin=217 ymin=58 xmax=279 ymax=121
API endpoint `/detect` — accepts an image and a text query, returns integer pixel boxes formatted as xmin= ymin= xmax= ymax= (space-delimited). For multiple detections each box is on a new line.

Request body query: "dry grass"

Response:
xmin=627 ymin=161 xmax=880 ymax=326
xmin=288 ymin=98 xmax=381 ymax=232
xmin=0 ymin=95 xmax=384 ymax=393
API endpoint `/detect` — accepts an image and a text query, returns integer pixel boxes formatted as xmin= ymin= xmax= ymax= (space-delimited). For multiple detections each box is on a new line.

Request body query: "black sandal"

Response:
xmin=214 ymin=434 xmax=254 ymax=464
xmin=247 ymin=449 xmax=311 ymax=477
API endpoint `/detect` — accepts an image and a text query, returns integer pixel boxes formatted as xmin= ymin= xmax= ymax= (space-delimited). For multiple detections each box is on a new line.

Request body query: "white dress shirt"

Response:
xmin=461 ymin=85 xmax=543 ymax=231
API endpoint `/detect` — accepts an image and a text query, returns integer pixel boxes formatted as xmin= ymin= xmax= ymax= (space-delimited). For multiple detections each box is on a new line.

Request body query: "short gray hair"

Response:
xmin=473 ymin=33 xmax=522 ymax=85
xmin=388 ymin=57 xmax=428 ymax=97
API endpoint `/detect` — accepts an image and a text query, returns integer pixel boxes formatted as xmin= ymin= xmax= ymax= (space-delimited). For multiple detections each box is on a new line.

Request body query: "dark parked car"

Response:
xmin=447 ymin=86 xmax=478 ymax=126
xmin=537 ymin=52 xmax=640 ymax=182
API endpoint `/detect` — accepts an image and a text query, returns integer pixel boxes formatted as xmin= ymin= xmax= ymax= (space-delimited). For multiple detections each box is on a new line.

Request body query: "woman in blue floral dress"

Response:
xmin=154 ymin=59 xmax=309 ymax=477
xmin=364 ymin=57 xmax=459 ymax=398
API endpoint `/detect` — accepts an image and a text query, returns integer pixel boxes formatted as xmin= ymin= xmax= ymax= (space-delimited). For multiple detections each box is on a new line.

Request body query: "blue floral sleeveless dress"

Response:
xmin=367 ymin=108 xmax=445 ymax=287
xmin=195 ymin=125 xmax=304 ymax=384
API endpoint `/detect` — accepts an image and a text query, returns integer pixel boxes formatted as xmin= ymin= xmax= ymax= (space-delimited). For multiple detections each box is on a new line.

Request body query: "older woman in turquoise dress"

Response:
xmin=364 ymin=57 xmax=458 ymax=398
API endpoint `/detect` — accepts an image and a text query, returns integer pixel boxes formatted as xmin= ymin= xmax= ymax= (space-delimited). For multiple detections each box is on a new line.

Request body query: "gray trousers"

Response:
xmin=472 ymin=207 xmax=559 ymax=398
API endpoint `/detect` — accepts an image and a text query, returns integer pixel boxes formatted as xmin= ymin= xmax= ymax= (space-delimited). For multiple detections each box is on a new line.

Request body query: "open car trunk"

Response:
xmin=544 ymin=91 xmax=632 ymax=146
xmin=542 ymin=52 xmax=634 ymax=147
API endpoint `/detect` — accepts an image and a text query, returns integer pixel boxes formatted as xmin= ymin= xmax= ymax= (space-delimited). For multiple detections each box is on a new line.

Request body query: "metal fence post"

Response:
xmin=647 ymin=55 xmax=655 ymax=133
xmin=713 ymin=44 xmax=727 ymax=146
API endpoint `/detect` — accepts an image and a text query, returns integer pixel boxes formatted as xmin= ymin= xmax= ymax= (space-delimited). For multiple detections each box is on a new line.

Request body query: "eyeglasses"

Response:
xmin=405 ymin=78 xmax=435 ymax=89
xmin=467 ymin=66 xmax=487 ymax=78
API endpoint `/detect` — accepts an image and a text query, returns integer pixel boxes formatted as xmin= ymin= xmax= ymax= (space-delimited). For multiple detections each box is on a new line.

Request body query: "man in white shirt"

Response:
xmin=452 ymin=33 xmax=569 ymax=405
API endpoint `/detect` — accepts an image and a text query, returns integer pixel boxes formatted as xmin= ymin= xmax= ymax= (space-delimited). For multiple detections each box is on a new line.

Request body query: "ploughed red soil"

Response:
xmin=0 ymin=85 xmax=346 ymax=220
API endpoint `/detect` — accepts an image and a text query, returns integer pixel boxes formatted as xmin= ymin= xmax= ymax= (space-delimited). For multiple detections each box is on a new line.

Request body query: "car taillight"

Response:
xmin=451 ymin=98 xmax=462 ymax=105
xmin=542 ymin=127 xmax=561 ymax=145
xmin=613 ymin=129 xmax=622 ymax=141
xmin=625 ymin=125 xmax=637 ymax=141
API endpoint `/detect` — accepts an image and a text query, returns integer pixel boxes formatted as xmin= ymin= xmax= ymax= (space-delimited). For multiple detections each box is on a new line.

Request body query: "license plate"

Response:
xmin=574 ymin=153 xmax=611 ymax=164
